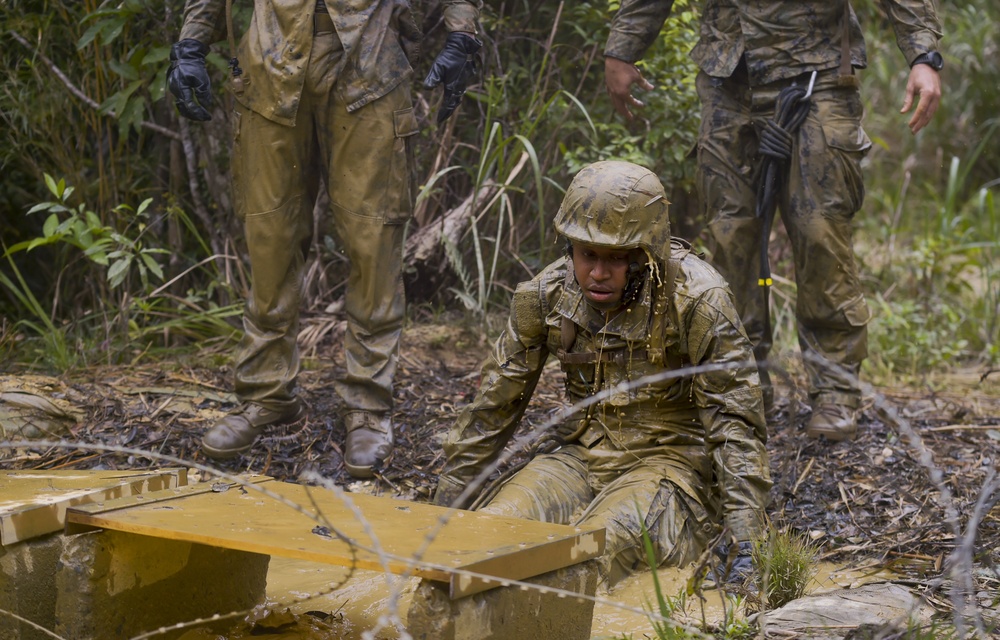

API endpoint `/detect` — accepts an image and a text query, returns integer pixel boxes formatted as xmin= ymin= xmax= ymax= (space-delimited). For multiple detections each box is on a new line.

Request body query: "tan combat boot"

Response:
xmin=201 ymin=400 xmax=306 ymax=459
xmin=343 ymin=410 xmax=394 ymax=478
xmin=805 ymin=403 xmax=857 ymax=442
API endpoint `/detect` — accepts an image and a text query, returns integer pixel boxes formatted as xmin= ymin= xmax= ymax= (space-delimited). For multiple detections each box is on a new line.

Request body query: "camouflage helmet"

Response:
xmin=554 ymin=160 xmax=671 ymax=263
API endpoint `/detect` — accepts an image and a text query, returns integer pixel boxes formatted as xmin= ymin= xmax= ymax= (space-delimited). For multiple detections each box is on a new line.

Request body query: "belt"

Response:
xmin=314 ymin=10 xmax=335 ymax=34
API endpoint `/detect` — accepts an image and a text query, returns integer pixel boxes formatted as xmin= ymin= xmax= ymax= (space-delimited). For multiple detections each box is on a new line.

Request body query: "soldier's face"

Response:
xmin=571 ymin=242 xmax=633 ymax=311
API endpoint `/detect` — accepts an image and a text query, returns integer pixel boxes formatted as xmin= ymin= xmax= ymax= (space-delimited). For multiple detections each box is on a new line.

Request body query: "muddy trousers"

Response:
xmin=229 ymin=29 xmax=414 ymax=414
xmin=479 ymin=446 xmax=713 ymax=587
xmin=696 ymin=67 xmax=872 ymax=409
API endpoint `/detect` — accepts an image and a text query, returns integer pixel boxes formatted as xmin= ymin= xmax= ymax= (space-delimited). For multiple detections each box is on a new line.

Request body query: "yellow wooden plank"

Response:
xmin=66 ymin=478 xmax=604 ymax=598
xmin=0 ymin=469 xmax=187 ymax=546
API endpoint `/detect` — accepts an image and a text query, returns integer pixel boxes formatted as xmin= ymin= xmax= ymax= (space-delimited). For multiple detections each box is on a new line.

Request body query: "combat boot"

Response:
xmin=343 ymin=410 xmax=394 ymax=478
xmin=805 ymin=402 xmax=857 ymax=442
xmin=202 ymin=400 xmax=306 ymax=459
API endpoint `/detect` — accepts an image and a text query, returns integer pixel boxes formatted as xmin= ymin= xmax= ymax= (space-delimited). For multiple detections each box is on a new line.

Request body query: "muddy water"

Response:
xmin=227 ymin=557 xmax=897 ymax=639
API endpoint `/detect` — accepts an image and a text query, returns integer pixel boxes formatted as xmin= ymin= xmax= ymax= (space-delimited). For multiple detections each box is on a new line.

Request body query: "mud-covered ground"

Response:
xmin=2 ymin=320 xmax=999 ymax=616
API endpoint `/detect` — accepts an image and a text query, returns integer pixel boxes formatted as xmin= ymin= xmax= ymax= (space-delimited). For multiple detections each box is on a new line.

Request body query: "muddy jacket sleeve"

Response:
xmin=439 ymin=279 xmax=550 ymax=488
xmin=678 ymin=274 xmax=771 ymax=542
xmin=442 ymin=0 xmax=482 ymax=34
xmin=178 ymin=0 xmax=226 ymax=44
xmin=604 ymin=0 xmax=675 ymax=63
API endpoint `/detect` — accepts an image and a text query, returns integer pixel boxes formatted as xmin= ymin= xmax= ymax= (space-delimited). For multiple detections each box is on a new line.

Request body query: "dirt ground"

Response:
xmin=2 ymin=318 xmax=999 ymax=625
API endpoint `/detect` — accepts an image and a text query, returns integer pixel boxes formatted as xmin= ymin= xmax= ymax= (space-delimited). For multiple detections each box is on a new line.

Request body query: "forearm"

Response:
xmin=440 ymin=338 xmax=546 ymax=484
xmin=178 ymin=0 xmax=227 ymax=43
xmin=441 ymin=0 xmax=482 ymax=34
xmin=685 ymin=288 xmax=771 ymax=540
xmin=605 ymin=0 xmax=675 ymax=62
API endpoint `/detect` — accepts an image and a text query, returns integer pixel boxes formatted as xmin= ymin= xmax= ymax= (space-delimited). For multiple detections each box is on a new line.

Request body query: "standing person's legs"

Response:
xmin=201 ymin=100 xmax=316 ymax=459
xmin=321 ymin=80 xmax=416 ymax=477
xmin=697 ymin=68 xmax=774 ymax=408
xmin=783 ymin=83 xmax=872 ymax=440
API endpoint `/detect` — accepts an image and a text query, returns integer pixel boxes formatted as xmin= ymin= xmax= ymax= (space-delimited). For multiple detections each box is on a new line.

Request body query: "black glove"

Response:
xmin=168 ymin=39 xmax=213 ymax=122
xmin=423 ymin=32 xmax=482 ymax=124
xmin=709 ymin=540 xmax=754 ymax=588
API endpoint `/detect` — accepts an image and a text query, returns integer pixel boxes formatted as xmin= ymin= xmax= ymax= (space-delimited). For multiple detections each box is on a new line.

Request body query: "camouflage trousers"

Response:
xmin=480 ymin=445 xmax=714 ymax=587
xmin=229 ymin=28 xmax=416 ymax=414
xmin=696 ymin=65 xmax=872 ymax=408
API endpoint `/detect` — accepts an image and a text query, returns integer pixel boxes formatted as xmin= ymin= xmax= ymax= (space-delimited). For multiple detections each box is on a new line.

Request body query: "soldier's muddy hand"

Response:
xmin=604 ymin=56 xmax=654 ymax=121
xmin=168 ymin=39 xmax=213 ymax=122
xmin=710 ymin=540 xmax=755 ymax=588
xmin=424 ymin=32 xmax=482 ymax=124
xmin=432 ymin=474 xmax=468 ymax=508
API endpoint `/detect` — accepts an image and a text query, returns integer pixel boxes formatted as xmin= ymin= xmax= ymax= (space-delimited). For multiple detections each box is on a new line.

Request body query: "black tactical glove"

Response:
xmin=168 ymin=39 xmax=213 ymax=122
xmin=709 ymin=540 xmax=755 ymax=588
xmin=423 ymin=32 xmax=482 ymax=124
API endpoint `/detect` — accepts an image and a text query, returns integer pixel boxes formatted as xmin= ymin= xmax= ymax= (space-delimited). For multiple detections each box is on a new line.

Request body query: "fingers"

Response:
xmin=901 ymin=65 xmax=941 ymax=134
xmin=423 ymin=64 xmax=443 ymax=89
xmin=604 ymin=56 xmax=652 ymax=121
xmin=175 ymin=88 xmax=211 ymax=122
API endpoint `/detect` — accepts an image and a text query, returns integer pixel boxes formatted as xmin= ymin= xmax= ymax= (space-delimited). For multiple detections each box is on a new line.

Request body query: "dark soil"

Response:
xmin=3 ymin=320 xmax=999 ymax=602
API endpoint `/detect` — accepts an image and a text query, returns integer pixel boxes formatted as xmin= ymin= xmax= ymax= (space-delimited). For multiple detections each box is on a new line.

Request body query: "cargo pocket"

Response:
xmin=385 ymin=106 xmax=418 ymax=224
xmin=820 ymin=100 xmax=872 ymax=216
xmin=841 ymin=294 xmax=871 ymax=328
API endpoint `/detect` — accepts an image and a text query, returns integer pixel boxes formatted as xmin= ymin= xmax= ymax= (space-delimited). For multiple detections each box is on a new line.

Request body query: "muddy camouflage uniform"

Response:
xmin=176 ymin=0 xmax=479 ymax=471
xmin=606 ymin=1 xmax=942 ymax=422
xmin=435 ymin=161 xmax=771 ymax=585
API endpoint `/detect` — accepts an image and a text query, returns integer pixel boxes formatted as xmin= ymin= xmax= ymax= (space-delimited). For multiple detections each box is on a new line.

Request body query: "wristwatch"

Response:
xmin=911 ymin=51 xmax=944 ymax=71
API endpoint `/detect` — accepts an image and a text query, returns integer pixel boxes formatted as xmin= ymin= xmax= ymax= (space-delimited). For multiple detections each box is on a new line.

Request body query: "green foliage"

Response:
xmin=750 ymin=529 xmax=818 ymax=612
xmin=1 ymin=175 xmax=241 ymax=369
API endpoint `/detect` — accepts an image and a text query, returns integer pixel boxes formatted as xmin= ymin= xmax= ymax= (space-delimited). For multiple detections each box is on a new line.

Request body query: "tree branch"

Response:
xmin=8 ymin=29 xmax=181 ymax=141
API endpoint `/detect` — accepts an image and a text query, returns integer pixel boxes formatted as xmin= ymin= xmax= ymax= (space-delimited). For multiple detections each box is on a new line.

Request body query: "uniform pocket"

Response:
xmin=840 ymin=294 xmax=872 ymax=327
xmin=818 ymin=91 xmax=872 ymax=216
xmin=383 ymin=105 xmax=418 ymax=224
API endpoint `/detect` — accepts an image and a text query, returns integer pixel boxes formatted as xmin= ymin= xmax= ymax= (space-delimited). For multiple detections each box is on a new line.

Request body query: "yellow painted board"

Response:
xmin=0 ymin=469 xmax=187 ymax=546
xmin=66 ymin=478 xmax=604 ymax=598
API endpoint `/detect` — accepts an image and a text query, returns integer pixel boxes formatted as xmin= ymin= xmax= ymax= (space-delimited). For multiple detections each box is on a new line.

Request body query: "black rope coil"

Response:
xmin=753 ymin=83 xmax=813 ymax=287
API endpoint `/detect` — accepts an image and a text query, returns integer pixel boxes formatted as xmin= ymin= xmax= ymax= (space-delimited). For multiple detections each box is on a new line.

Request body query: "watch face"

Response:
xmin=929 ymin=51 xmax=944 ymax=70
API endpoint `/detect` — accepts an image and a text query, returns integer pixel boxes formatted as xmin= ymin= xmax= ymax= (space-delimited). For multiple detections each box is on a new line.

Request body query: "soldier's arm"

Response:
xmin=604 ymin=0 xmax=675 ymax=120
xmin=441 ymin=0 xmax=482 ymax=34
xmin=178 ymin=0 xmax=227 ymax=44
xmin=681 ymin=285 xmax=771 ymax=543
xmin=437 ymin=279 xmax=550 ymax=498
xmin=879 ymin=0 xmax=944 ymax=133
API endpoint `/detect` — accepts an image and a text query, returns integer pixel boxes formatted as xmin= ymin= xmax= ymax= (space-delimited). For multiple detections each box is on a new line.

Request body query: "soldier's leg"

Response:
xmin=201 ymin=101 xmax=315 ymax=458
xmin=574 ymin=466 xmax=713 ymax=588
xmin=697 ymin=68 xmax=775 ymax=409
xmin=323 ymin=81 xmax=416 ymax=476
xmin=784 ymin=80 xmax=872 ymax=440
xmin=479 ymin=445 xmax=592 ymax=524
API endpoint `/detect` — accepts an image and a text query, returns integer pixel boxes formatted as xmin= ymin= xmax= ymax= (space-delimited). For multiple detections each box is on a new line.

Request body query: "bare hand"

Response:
xmin=605 ymin=56 xmax=654 ymax=121
xmin=901 ymin=64 xmax=941 ymax=134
